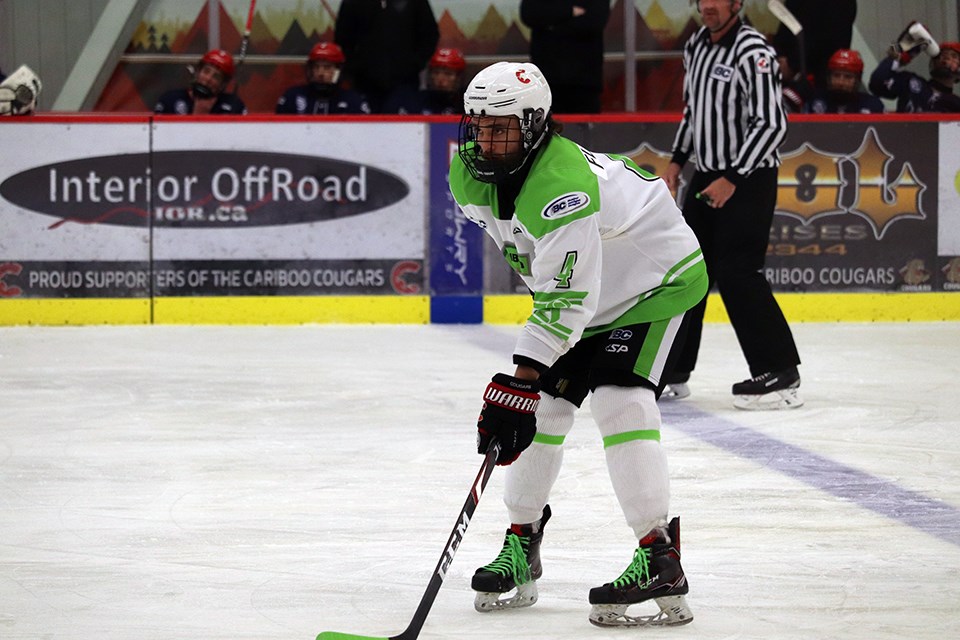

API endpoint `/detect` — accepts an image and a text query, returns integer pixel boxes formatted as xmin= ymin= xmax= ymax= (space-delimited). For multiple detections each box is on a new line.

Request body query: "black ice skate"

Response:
xmin=472 ymin=505 xmax=551 ymax=612
xmin=588 ymin=516 xmax=693 ymax=628
xmin=732 ymin=366 xmax=803 ymax=410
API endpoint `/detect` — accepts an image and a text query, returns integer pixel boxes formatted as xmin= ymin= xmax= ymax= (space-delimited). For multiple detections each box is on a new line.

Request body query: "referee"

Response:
xmin=663 ymin=0 xmax=802 ymax=411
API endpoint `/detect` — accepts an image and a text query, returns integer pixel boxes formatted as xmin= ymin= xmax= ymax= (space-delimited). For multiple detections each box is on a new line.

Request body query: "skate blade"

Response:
xmin=474 ymin=581 xmax=538 ymax=612
xmin=589 ymin=595 xmax=694 ymax=628
xmin=733 ymin=387 xmax=803 ymax=411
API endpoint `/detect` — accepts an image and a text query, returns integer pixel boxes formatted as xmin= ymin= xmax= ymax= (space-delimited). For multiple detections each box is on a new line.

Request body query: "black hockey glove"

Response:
xmin=477 ymin=373 xmax=540 ymax=466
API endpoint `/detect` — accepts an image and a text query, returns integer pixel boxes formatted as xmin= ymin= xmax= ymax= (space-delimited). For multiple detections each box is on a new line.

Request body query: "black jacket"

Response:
xmin=154 ymin=89 xmax=246 ymax=115
xmin=771 ymin=0 xmax=856 ymax=86
xmin=335 ymin=0 xmax=439 ymax=98
xmin=520 ymin=0 xmax=610 ymax=92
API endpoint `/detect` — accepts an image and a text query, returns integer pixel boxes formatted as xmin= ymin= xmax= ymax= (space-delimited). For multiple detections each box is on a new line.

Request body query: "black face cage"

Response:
xmin=458 ymin=108 xmax=548 ymax=184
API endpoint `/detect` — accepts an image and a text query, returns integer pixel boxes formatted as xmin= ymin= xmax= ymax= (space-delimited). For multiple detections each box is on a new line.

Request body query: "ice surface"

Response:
xmin=1 ymin=322 xmax=958 ymax=639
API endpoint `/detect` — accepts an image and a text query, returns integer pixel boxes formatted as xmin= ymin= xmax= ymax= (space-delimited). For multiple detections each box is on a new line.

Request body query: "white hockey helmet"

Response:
xmin=458 ymin=61 xmax=553 ymax=183
xmin=0 ymin=65 xmax=42 ymax=116
xmin=462 ymin=61 xmax=552 ymax=119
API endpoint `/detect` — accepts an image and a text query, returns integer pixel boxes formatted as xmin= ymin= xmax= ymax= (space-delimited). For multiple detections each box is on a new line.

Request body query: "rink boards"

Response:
xmin=1 ymin=114 xmax=959 ymax=324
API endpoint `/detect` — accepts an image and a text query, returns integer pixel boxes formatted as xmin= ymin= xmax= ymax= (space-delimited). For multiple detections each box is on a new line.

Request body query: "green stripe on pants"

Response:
xmin=633 ymin=317 xmax=670 ymax=379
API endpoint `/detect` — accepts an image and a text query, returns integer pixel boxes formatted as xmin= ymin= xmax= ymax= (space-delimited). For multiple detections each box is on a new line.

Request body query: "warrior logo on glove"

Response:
xmin=477 ymin=373 xmax=540 ymax=465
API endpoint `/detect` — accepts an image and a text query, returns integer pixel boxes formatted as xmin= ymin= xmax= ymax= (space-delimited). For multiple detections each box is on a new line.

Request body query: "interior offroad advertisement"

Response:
xmin=0 ymin=119 xmax=426 ymax=298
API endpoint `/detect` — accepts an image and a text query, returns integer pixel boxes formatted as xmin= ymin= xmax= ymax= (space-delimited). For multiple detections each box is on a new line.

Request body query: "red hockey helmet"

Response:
xmin=931 ymin=42 xmax=960 ymax=79
xmin=429 ymin=48 xmax=466 ymax=72
xmin=199 ymin=49 xmax=235 ymax=78
xmin=828 ymin=49 xmax=864 ymax=75
xmin=308 ymin=42 xmax=346 ymax=65
xmin=938 ymin=42 xmax=960 ymax=58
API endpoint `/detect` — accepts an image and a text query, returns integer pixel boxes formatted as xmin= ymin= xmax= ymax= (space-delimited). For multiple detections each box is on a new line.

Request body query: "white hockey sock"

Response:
xmin=590 ymin=385 xmax=670 ymax=539
xmin=504 ymin=393 xmax=577 ymax=525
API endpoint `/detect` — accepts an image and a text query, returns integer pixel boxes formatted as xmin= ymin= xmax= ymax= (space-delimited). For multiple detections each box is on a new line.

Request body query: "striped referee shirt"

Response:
xmin=671 ymin=19 xmax=787 ymax=184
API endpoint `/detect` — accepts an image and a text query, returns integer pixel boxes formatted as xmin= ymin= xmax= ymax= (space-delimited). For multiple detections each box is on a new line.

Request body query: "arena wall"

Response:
xmin=1 ymin=113 xmax=958 ymax=325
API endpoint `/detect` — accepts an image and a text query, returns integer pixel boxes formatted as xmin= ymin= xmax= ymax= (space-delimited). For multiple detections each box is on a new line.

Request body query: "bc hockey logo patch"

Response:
xmin=541 ymin=192 xmax=590 ymax=219
xmin=756 ymin=56 xmax=772 ymax=74
xmin=710 ymin=63 xmax=734 ymax=82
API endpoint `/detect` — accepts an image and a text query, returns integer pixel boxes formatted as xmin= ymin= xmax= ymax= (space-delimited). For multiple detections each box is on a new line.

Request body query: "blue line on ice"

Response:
xmin=663 ymin=404 xmax=960 ymax=548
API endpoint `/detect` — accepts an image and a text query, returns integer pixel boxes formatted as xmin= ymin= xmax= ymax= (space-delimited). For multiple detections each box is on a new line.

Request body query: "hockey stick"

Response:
xmin=223 ymin=0 xmax=256 ymax=97
xmin=768 ymin=0 xmax=806 ymax=78
xmin=319 ymin=0 xmax=338 ymax=22
xmin=315 ymin=441 xmax=502 ymax=640
xmin=237 ymin=0 xmax=257 ymax=68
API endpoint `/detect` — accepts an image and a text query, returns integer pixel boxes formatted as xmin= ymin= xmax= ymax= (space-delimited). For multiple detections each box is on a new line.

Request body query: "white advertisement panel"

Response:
xmin=0 ymin=121 xmax=152 ymax=261
xmin=0 ymin=120 xmax=152 ymax=299
xmin=938 ymin=122 xmax=960 ymax=257
xmin=149 ymin=121 xmax=426 ymax=260
xmin=147 ymin=120 xmax=426 ymax=297
xmin=0 ymin=119 xmax=427 ymax=299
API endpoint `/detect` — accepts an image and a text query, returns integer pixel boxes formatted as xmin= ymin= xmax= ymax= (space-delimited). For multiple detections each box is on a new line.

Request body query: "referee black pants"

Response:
xmin=672 ymin=167 xmax=800 ymax=379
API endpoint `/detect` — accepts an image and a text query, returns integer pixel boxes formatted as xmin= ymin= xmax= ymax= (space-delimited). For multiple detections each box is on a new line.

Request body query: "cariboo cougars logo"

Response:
xmin=0 ymin=151 xmax=409 ymax=228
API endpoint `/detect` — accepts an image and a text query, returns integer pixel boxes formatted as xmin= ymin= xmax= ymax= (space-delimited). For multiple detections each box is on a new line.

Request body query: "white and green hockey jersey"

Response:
xmin=449 ymin=134 xmax=707 ymax=369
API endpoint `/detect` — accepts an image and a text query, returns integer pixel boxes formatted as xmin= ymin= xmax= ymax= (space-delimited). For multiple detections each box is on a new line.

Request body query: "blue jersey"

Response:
xmin=154 ymin=89 xmax=246 ymax=115
xmin=275 ymin=85 xmax=371 ymax=115
xmin=869 ymin=58 xmax=960 ymax=113
xmin=805 ymin=89 xmax=884 ymax=114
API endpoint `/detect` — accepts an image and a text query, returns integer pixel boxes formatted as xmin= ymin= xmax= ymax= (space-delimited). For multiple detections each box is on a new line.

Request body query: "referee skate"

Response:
xmin=732 ymin=366 xmax=804 ymax=410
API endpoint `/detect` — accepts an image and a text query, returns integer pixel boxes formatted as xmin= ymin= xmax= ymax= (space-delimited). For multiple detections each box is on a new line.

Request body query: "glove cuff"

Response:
xmin=485 ymin=373 xmax=540 ymax=413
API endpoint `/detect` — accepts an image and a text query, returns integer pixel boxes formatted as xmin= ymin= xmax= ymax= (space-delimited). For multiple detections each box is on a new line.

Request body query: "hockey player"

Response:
xmin=805 ymin=49 xmax=884 ymax=114
xmin=0 ymin=64 xmax=42 ymax=115
xmin=869 ymin=21 xmax=960 ymax=113
xmin=154 ymin=49 xmax=247 ymax=115
xmin=382 ymin=47 xmax=466 ymax=115
xmin=275 ymin=42 xmax=370 ymax=115
xmin=422 ymin=47 xmax=467 ymax=114
xmin=449 ymin=61 xmax=704 ymax=627
xmin=774 ymin=41 xmax=813 ymax=114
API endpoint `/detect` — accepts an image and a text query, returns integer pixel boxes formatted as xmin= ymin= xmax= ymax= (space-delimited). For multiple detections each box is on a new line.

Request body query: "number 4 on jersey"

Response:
xmin=554 ymin=251 xmax=577 ymax=288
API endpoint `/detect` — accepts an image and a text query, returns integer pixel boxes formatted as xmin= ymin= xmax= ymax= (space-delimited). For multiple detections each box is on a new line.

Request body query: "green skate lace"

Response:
xmin=481 ymin=533 xmax=532 ymax=585
xmin=612 ymin=547 xmax=652 ymax=589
